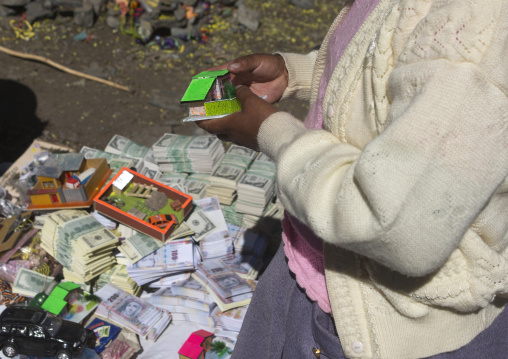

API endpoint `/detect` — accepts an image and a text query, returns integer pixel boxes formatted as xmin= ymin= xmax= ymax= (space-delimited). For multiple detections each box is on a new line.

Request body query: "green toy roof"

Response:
xmin=192 ymin=69 xmax=228 ymax=79
xmin=58 ymin=282 xmax=80 ymax=292
xmin=40 ymin=282 xmax=80 ymax=315
xmin=41 ymin=298 xmax=67 ymax=315
xmin=180 ymin=69 xmax=230 ymax=103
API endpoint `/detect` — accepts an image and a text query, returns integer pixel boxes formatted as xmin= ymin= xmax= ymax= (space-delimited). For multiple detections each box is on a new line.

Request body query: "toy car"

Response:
xmin=0 ymin=305 xmax=95 ymax=359
xmin=147 ymin=214 xmax=178 ymax=228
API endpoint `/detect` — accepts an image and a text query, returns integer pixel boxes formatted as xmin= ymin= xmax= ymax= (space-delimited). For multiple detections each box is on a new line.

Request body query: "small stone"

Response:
xmin=0 ymin=0 xmax=29 ymax=7
xmin=237 ymin=3 xmax=260 ymax=31
xmin=174 ymin=3 xmax=186 ymax=21
xmin=84 ymin=61 xmax=106 ymax=79
xmin=106 ymin=15 xmax=119 ymax=29
xmin=180 ymin=0 xmax=197 ymax=6
xmin=87 ymin=0 xmax=105 ymax=15
xmin=137 ymin=20 xmax=153 ymax=42
xmin=0 ymin=5 xmax=15 ymax=17
xmin=74 ymin=3 xmax=94 ymax=28
xmin=25 ymin=0 xmax=55 ymax=22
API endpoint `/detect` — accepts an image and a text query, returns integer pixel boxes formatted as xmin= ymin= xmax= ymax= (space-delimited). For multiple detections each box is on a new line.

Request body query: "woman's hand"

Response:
xmin=227 ymin=53 xmax=288 ymax=104
xmin=196 ymin=85 xmax=278 ymax=151
xmin=203 ymin=53 xmax=288 ymax=104
xmin=195 ymin=53 xmax=288 ymax=150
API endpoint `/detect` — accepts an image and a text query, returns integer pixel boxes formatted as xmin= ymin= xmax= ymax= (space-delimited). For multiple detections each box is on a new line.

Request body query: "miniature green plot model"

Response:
xmin=181 ymin=69 xmax=241 ymax=122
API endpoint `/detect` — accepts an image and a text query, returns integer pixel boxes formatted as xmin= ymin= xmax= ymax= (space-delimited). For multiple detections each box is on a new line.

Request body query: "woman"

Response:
xmin=197 ymin=0 xmax=508 ymax=358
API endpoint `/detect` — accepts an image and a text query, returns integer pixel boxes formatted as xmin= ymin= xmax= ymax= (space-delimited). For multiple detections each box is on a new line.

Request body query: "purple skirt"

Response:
xmin=232 ymin=242 xmax=508 ymax=359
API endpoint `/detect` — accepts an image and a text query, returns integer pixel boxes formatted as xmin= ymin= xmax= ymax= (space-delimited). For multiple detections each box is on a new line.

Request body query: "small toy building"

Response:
xmin=27 ymin=153 xmax=111 ymax=210
xmin=40 ymin=282 xmax=81 ymax=317
xmin=180 ymin=70 xmax=240 ymax=121
xmin=94 ymin=167 xmax=193 ymax=241
xmin=178 ymin=330 xmax=215 ymax=359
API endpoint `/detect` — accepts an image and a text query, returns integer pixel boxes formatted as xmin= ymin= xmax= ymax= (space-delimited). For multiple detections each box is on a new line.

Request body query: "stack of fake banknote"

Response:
xmin=235 ymin=152 xmax=276 ymax=216
xmin=95 ymin=283 xmax=171 ymax=341
xmin=206 ymin=145 xmax=257 ymax=205
xmin=187 ymin=196 xmax=234 ymax=260
xmin=211 ymin=305 xmax=249 ymax=333
xmin=96 ymin=264 xmax=142 ymax=296
xmin=154 ymin=172 xmax=188 ymax=190
xmin=150 ymin=287 xmax=217 ymax=327
xmin=152 ymin=133 xmax=225 ymax=174
xmin=126 ymin=237 xmax=200 ymax=286
xmin=184 ymin=173 xmax=210 ymax=199
xmin=170 ymin=277 xmax=213 ymax=302
xmin=221 ymin=253 xmax=263 ymax=280
xmin=40 ymin=210 xmax=118 ymax=283
xmin=192 ymin=259 xmax=254 ymax=311
xmin=103 ymin=135 xmax=159 ymax=177
xmin=228 ymin=224 xmax=268 ymax=258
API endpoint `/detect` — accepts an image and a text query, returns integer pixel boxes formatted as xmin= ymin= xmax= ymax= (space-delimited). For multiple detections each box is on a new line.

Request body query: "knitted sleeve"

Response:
xmin=258 ymin=0 xmax=508 ymax=277
xmin=276 ymin=51 xmax=318 ymax=102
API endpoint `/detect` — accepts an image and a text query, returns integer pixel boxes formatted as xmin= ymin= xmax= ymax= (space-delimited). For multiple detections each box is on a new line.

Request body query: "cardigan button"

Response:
xmin=352 ymin=341 xmax=364 ymax=353
xmin=327 ymin=105 xmax=334 ymax=118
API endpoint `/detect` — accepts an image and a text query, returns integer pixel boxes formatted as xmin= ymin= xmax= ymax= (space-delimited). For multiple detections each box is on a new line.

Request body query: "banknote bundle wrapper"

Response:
xmin=40 ymin=210 xmax=118 ymax=283
xmin=95 ymin=283 xmax=171 ymax=341
xmin=206 ymin=145 xmax=257 ymax=205
xmin=152 ymin=133 xmax=225 ymax=174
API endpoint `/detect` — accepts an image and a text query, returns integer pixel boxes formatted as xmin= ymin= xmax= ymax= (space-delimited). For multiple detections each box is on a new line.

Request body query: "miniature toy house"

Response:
xmin=180 ymin=70 xmax=241 ymax=122
xmin=41 ymin=282 xmax=81 ymax=317
xmin=178 ymin=330 xmax=215 ymax=359
xmin=94 ymin=167 xmax=193 ymax=241
xmin=27 ymin=153 xmax=111 ymax=210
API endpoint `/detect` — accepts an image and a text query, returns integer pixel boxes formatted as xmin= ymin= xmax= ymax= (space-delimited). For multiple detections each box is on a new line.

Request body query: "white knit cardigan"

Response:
xmin=258 ymin=0 xmax=508 ymax=358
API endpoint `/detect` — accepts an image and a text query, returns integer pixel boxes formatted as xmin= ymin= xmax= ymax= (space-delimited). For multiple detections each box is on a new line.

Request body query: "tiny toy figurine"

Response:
xmin=180 ymin=70 xmax=240 ymax=122
xmin=0 ymin=305 xmax=95 ymax=359
xmin=178 ymin=329 xmax=215 ymax=359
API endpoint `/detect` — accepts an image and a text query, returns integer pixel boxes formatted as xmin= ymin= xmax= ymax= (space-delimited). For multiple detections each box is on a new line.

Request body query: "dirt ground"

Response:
xmin=0 ymin=0 xmax=345 ymax=166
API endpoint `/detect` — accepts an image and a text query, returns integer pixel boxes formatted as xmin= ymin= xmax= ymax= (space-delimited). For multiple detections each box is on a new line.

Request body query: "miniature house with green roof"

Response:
xmin=180 ymin=69 xmax=241 ymax=122
xmin=41 ymin=282 xmax=81 ymax=317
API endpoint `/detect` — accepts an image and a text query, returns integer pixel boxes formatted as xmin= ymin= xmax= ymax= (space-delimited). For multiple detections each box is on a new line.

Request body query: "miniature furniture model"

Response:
xmin=178 ymin=329 xmax=215 ymax=359
xmin=180 ymin=69 xmax=240 ymax=122
xmin=27 ymin=153 xmax=111 ymax=210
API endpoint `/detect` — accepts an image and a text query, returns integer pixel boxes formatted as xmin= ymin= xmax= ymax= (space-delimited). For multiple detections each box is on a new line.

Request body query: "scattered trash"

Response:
xmin=73 ymin=30 xmax=88 ymax=41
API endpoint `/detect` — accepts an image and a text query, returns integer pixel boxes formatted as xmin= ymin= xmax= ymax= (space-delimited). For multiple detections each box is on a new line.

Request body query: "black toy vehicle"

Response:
xmin=0 ymin=305 xmax=95 ymax=359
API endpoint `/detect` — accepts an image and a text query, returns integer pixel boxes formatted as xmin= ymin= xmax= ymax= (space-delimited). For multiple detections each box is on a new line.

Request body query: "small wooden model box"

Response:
xmin=93 ymin=167 xmax=193 ymax=241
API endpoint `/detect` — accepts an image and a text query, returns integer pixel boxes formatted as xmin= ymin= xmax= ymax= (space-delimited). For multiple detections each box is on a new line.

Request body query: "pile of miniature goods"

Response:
xmin=0 ymin=133 xmax=282 ymax=358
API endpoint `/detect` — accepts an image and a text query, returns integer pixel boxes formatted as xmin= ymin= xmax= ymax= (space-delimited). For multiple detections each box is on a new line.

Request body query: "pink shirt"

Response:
xmin=282 ymin=0 xmax=381 ymax=313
